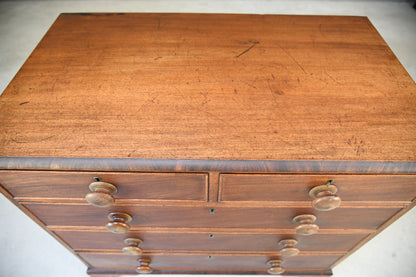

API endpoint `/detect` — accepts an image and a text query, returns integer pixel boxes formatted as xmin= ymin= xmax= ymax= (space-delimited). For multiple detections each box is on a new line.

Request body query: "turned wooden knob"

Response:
xmin=137 ymin=258 xmax=153 ymax=274
xmin=267 ymin=260 xmax=284 ymax=275
xmin=292 ymin=214 xmax=319 ymax=236
xmin=85 ymin=181 xmax=118 ymax=207
xmin=309 ymin=180 xmax=341 ymax=211
xmin=106 ymin=212 xmax=132 ymax=234
xmin=123 ymin=238 xmax=143 ymax=255
xmin=278 ymin=239 xmax=300 ymax=257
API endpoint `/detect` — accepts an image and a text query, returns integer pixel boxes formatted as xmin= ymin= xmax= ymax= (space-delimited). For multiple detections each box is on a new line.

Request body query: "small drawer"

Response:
xmin=55 ymin=230 xmax=367 ymax=252
xmin=78 ymin=252 xmax=341 ymax=271
xmin=219 ymin=174 xmax=416 ymax=202
xmin=0 ymin=170 xmax=208 ymax=201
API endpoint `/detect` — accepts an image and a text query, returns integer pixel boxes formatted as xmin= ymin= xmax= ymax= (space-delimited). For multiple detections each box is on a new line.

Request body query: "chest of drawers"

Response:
xmin=0 ymin=13 xmax=415 ymax=276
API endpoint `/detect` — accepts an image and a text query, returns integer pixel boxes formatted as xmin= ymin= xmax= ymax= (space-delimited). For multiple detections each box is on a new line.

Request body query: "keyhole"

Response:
xmin=209 ymin=208 xmax=216 ymax=214
xmin=209 ymin=234 xmax=214 ymax=238
xmin=93 ymin=177 xmax=101 ymax=182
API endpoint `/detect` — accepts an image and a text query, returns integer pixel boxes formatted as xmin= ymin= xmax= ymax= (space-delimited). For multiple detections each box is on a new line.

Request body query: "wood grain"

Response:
xmin=0 ymin=13 xmax=415 ymax=161
xmin=2 ymin=157 xmax=416 ymax=174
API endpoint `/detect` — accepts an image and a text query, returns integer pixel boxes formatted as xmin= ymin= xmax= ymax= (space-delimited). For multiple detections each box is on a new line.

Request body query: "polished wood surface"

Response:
xmin=1 ymin=13 xmax=415 ymax=161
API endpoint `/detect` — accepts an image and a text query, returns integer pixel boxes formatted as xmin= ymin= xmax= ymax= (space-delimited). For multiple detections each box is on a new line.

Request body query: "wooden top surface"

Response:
xmin=0 ymin=13 xmax=415 ymax=161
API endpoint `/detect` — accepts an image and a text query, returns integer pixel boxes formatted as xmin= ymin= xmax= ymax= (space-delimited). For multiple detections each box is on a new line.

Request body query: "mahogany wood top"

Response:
xmin=1 ymin=13 xmax=415 ymax=161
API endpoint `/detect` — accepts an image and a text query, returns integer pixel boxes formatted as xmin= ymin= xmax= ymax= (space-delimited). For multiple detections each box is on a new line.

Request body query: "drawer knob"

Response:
xmin=309 ymin=181 xmax=341 ymax=211
xmin=137 ymin=258 xmax=153 ymax=274
xmin=292 ymin=214 xmax=319 ymax=236
xmin=123 ymin=238 xmax=143 ymax=255
xmin=278 ymin=239 xmax=300 ymax=257
xmin=267 ymin=260 xmax=284 ymax=275
xmin=85 ymin=181 xmax=118 ymax=207
xmin=106 ymin=212 xmax=132 ymax=234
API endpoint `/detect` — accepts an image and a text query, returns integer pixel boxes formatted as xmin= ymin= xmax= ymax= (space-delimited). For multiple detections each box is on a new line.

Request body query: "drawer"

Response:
xmin=55 ymin=230 xmax=367 ymax=252
xmin=219 ymin=174 xmax=416 ymax=201
xmin=79 ymin=252 xmax=342 ymax=270
xmin=25 ymin=204 xmax=400 ymax=230
xmin=0 ymin=170 xmax=208 ymax=201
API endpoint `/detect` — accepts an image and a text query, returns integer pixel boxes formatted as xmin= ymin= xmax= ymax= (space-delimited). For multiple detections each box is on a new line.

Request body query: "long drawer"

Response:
xmin=55 ymin=230 xmax=367 ymax=252
xmin=79 ymin=252 xmax=342 ymax=271
xmin=24 ymin=203 xmax=400 ymax=230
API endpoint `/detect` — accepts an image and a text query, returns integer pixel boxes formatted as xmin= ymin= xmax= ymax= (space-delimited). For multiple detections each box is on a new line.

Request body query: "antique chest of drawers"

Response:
xmin=0 ymin=13 xmax=415 ymax=276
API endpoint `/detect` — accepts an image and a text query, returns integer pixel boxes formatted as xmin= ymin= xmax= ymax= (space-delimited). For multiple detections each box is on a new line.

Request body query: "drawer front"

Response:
xmin=220 ymin=174 xmax=416 ymax=201
xmin=56 ymin=230 xmax=366 ymax=252
xmin=0 ymin=170 xmax=208 ymax=201
xmin=78 ymin=253 xmax=342 ymax=270
xmin=25 ymin=204 xmax=400 ymax=230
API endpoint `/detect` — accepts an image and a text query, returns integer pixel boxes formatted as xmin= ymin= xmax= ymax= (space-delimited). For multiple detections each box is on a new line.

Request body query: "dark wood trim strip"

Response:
xmin=1 ymin=157 xmax=415 ymax=174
